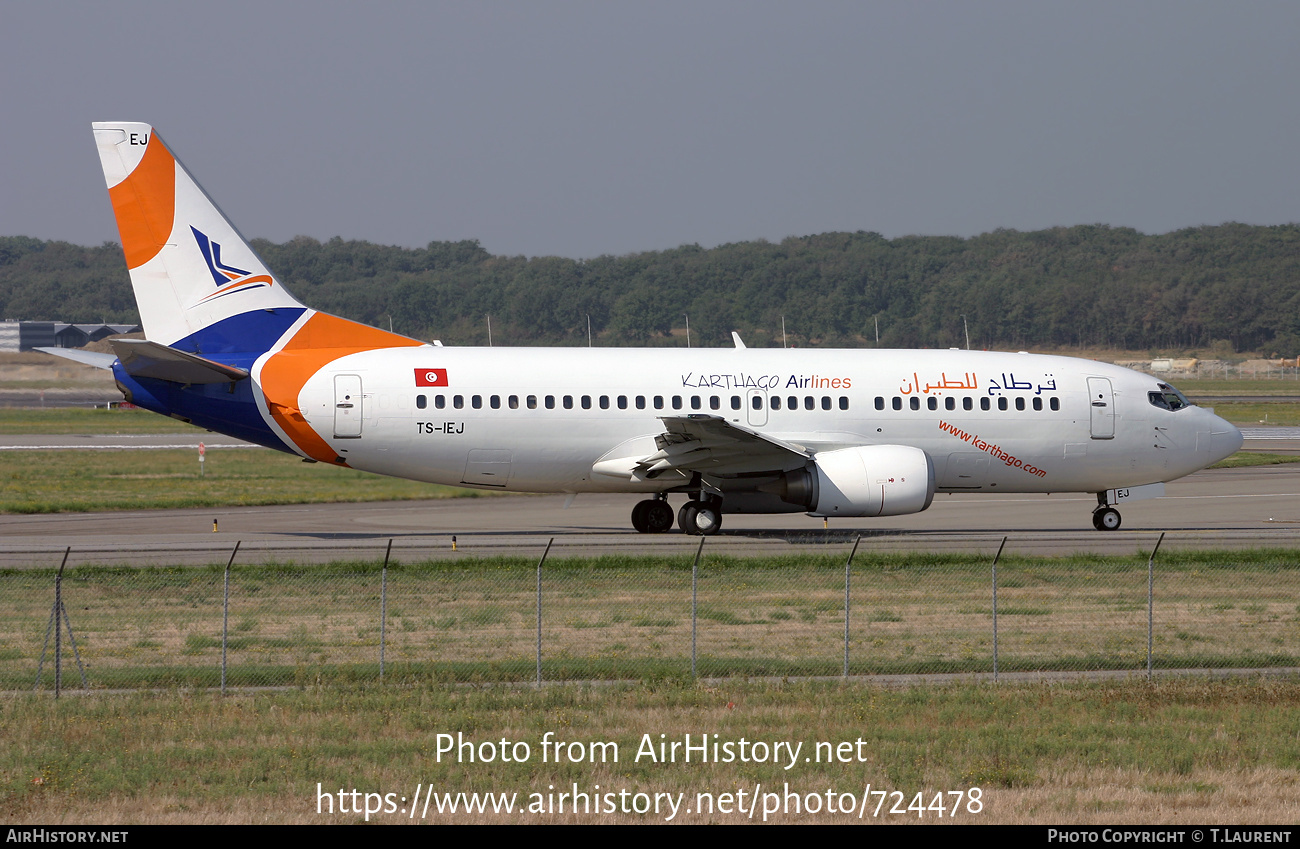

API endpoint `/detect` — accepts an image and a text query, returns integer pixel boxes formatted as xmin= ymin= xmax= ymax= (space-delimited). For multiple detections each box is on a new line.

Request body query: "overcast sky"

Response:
xmin=4 ymin=1 xmax=1298 ymax=259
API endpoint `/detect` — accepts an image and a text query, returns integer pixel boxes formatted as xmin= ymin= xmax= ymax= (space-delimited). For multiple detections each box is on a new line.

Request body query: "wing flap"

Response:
xmin=593 ymin=415 xmax=810 ymax=480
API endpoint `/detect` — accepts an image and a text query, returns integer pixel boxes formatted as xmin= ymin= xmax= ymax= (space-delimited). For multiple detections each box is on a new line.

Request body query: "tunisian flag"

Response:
xmin=414 ymin=368 xmax=448 ymax=387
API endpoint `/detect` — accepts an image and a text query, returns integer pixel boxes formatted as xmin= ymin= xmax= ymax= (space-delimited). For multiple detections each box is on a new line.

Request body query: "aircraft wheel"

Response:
xmin=1092 ymin=507 xmax=1121 ymax=531
xmin=678 ymin=502 xmax=699 ymax=535
xmin=644 ymin=499 xmax=675 ymax=533
xmin=693 ymin=503 xmax=723 ymax=536
xmin=631 ymin=500 xmax=653 ymax=533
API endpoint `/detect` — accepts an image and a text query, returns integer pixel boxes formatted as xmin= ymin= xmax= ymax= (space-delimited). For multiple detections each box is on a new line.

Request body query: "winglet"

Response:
xmin=732 ymin=331 xmax=746 ymax=349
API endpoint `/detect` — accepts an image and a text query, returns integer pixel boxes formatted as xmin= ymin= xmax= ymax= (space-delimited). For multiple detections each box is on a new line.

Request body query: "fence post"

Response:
xmin=380 ymin=539 xmax=392 ymax=682
xmin=34 ymin=548 xmax=86 ymax=697
xmin=691 ymin=537 xmax=704 ymax=680
xmin=843 ymin=535 xmax=861 ymax=679
xmin=536 ymin=538 xmax=553 ymax=688
xmin=992 ymin=536 xmax=1007 ymax=683
xmin=1147 ymin=532 xmax=1164 ymax=681
xmin=221 ymin=541 xmax=240 ymax=694
xmin=55 ymin=550 xmax=64 ymax=698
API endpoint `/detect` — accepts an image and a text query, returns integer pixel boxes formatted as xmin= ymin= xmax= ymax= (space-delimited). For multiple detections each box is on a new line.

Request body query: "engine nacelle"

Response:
xmin=776 ymin=445 xmax=935 ymax=517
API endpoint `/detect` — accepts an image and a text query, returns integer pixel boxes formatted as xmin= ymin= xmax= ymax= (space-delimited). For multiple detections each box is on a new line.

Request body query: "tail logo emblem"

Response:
xmin=191 ymin=227 xmax=274 ymax=304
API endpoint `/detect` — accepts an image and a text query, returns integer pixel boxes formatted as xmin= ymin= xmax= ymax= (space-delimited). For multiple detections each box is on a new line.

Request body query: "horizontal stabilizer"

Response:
xmin=111 ymin=339 xmax=249 ymax=384
xmin=34 ymin=347 xmax=118 ymax=369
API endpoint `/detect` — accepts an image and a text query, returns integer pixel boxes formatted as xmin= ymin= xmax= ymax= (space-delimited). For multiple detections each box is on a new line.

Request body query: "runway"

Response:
xmin=4 ymin=462 xmax=1300 ymax=567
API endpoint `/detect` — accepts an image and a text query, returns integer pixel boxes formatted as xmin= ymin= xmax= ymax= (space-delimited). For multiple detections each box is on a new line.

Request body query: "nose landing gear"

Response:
xmin=1092 ymin=506 xmax=1122 ymax=531
xmin=1092 ymin=492 xmax=1121 ymax=531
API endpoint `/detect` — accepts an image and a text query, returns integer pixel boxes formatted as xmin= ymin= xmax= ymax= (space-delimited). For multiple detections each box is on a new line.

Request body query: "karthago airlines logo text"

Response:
xmin=191 ymin=227 xmax=274 ymax=303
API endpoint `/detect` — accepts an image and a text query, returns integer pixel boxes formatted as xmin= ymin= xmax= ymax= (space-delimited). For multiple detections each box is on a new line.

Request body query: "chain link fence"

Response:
xmin=5 ymin=536 xmax=1299 ymax=694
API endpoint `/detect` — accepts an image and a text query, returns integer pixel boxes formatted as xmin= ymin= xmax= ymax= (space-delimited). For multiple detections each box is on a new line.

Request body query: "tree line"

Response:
xmin=3 ymin=223 xmax=1299 ymax=355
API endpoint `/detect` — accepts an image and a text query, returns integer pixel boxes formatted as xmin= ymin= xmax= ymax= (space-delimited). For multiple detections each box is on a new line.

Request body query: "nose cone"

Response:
xmin=1209 ymin=415 xmax=1244 ymax=464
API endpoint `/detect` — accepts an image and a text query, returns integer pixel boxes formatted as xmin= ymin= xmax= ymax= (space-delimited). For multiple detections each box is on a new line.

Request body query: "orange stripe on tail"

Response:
xmin=107 ymin=136 xmax=176 ymax=270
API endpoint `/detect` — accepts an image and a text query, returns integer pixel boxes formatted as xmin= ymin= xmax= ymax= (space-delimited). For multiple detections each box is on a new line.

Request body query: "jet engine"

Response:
xmin=763 ymin=445 xmax=935 ymax=517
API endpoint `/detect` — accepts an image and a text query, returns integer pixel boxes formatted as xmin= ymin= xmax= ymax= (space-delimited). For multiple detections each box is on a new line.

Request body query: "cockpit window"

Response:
xmin=1148 ymin=382 xmax=1193 ymax=412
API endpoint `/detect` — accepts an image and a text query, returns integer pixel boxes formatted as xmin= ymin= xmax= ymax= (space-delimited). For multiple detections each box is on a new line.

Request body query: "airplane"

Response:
xmin=47 ymin=122 xmax=1244 ymax=535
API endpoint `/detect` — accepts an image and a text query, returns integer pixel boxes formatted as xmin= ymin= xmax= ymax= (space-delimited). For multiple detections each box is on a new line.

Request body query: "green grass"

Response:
xmin=3 ymin=678 xmax=1300 ymax=823
xmin=6 ymin=550 xmax=1300 ymax=691
xmin=1210 ymin=402 xmax=1300 ymax=426
xmin=1209 ymin=452 xmax=1300 ymax=469
xmin=0 ymin=448 xmax=484 ymax=513
xmin=0 ymin=406 xmax=208 ymax=435
xmin=1177 ymin=378 xmax=1300 ymax=396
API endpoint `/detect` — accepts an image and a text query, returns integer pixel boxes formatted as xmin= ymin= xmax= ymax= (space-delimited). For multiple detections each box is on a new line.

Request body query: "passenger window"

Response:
xmin=892 ymin=397 xmax=902 ymax=411
xmin=1015 ymin=397 xmax=1025 ymax=411
xmin=435 ymin=395 xmax=446 ymax=410
xmin=927 ymin=397 xmax=937 ymax=411
xmin=822 ymin=396 xmax=832 ymax=411
xmin=599 ymin=396 xmax=610 ymax=410
xmin=752 ymin=395 xmax=763 ymax=410
xmin=545 ymin=395 xmax=555 ymax=409
xmin=672 ymin=396 xmax=683 ymax=410
xmin=805 ymin=396 xmax=815 ymax=410
xmin=945 ymin=397 xmax=955 ymax=411
xmin=732 ymin=396 xmax=742 ymax=410
xmin=839 ymin=396 xmax=849 ymax=410
xmin=454 ymin=395 xmax=464 ymax=409
xmin=909 ymin=397 xmax=919 ymax=411
xmin=636 ymin=396 xmax=646 ymax=410
xmin=581 ymin=396 xmax=592 ymax=409
xmin=691 ymin=396 xmax=702 ymax=410
xmin=617 ymin=395 xmax=627 ymax=410
xmin=998 ymin=397 xmax=1008 ymax=411
xmin=1050 ymin=397 xmax=1060 ymax=411
xmin=526 ymin=395 xmax=536 ymax=409
xmin=788 ymin=396 xmax=798 ymax=410
xmin=1032 ymin=397 xmax=1042 ymax=411
xmin=875 ymin=396 xmax=885 ymax=410
xmin=472 ymin=395 xmax=482 ymax=409
xmin=654 ymin=396 xmax=664 ymax=410
xmin=980 ymin=398 xmax=990 ymax=411
xmin=963 ymin=397 xmax=973 ymax=411
xmin=709 ymin=396 xmax=720 ymax=410
xmin=490 ymin=395 xmax=500 ymax=409
xmin=416 ymin=395 xmax=427 ymax=409
xmin=563 ymin=395 xmax=573 ymax=410
xmin=509 ymin=395 xmax=519 ymax=409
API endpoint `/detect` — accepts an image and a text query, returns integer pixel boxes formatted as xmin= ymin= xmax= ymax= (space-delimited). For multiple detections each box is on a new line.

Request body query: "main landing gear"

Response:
xmin=631 ymin=494 xmax=723 ymax=535
xmin=677 ymin=497 xmax=723 ymax=536
xmin=1092 ymin=493 xmax=1121 ymax=531
xmin=630 ymin=496 xmax=675 ymax=534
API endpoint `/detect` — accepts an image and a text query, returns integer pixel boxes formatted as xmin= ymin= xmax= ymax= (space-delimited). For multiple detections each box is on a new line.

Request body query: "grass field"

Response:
xmin=0 ymin=407 xmax=206 ymax=435
xmin=3 ymin=678 xmax=1299 ymax=823
xmin=0 ymin=448 xmax=483 ymax=513
xmin=7 ymin=551 xmax=1299 ymax=691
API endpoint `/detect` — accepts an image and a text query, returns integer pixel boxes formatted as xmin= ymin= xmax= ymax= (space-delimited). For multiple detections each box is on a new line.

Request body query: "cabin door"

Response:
xmin=1087 ymin=377 xmax=1114 ymax=439
xmin=334 ymin=374 xmax=363 ymax=438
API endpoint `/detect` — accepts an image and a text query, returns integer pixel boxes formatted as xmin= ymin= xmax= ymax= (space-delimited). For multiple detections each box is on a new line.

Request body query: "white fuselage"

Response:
xmin=281 ymin=346 xmax=1240 ymax=497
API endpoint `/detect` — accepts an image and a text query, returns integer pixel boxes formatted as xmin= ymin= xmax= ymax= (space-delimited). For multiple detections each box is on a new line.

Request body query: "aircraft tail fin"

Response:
xmin=92 ymin=122 xmax=306 ymax=349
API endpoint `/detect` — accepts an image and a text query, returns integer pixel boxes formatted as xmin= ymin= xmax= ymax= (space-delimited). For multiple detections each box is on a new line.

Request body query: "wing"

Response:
xmin=593 ymin=414 xmax=809 ymax=480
